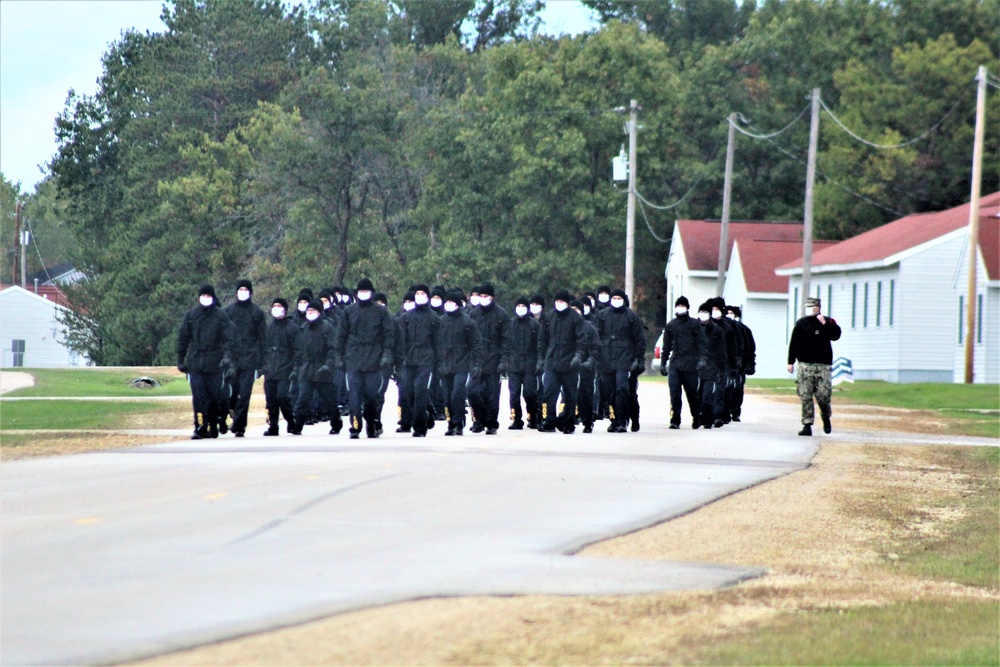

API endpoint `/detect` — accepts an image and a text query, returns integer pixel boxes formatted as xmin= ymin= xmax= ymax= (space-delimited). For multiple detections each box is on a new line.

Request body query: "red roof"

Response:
xmin=778 ymin=192 xmax=1000 ymax=280
xmin=736 ymin=239 xmax=838 ymax=293
xmin=677 ymin=220 xmax=804 ymax=272
xmin=0 ymin=284 xmax=72 ymax=308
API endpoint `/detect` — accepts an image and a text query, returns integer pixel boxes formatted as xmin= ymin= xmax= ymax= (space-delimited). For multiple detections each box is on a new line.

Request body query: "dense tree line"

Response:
xmin=1 ymin=0 xmax=996 ymax=365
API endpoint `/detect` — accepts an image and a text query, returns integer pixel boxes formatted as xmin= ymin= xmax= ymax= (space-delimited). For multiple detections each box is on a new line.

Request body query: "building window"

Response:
xmin=978 ymin=294 xmax=984 ymax=344
xmin=11 ymin=340 xmax=25 ymax=367
xmin=889 ymin=280 xmax=895 ymax=327
xmin=863 ymin=283 xmax=869 ymax=328
xmin=852 ymin=284 xmax=857 ymax=328
xmin=958 ymin=296 xmax=964 ymax=344
xmin=876 ymin=281 xmax=882 ymax=327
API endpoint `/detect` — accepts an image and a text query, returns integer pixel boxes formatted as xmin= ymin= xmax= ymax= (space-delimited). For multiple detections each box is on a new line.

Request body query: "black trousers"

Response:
xmin=189 ymin=371 xmax=226 ymax=434
xmin=401 ymin=365 xmax=433 ymax=434
xmin=347 ymin=370 xmax=383 ymax=434
xmin=440 ymin=372 xmax=469 ymax=428
xmin=228 ymin=367 xmax=257 ymax=434
xmin=469 ymin=372 xmax=502 ymax=429
xmin=601 ymin=370 xmax=631 ymax=427
xmin=699 ymin=377 xmax=718 ymax=427
xmin=263 ymin=377 xmax=295 ymax=429
xmin=294 ymin=379 xmax=340 ymax=431
xmin=731 ymin=372 xmax=746 ymax=418
xmin=542 ymin=370 xmax=578 ymax=430
xmin=507 ymin=371 xmax=538 ymax=424
xmin=577 ymin=368 xmax=596 ymax=427
xmin=668 ymin=368 xmax=701 ymax=426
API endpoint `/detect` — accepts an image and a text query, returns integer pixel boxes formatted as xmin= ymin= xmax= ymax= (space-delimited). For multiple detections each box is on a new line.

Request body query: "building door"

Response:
xmin=11 ymin=339 xmax=25 ymax=367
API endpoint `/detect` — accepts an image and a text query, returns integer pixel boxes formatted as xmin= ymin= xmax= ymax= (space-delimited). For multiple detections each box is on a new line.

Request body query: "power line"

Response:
xmin=818 ymin=86 xmax=972 ymax=150
xmin=729 ymin=105 xmax=810 ymax=140
xmin=636 ymin=196 xmax=671 ymax=243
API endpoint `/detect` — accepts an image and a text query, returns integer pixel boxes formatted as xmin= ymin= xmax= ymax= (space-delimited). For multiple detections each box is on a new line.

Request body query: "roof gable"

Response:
xmin=676 ymin=220 xmax=804 ymax=272
xmin=0 ymin=284 xmax=72 ymax=308
xmin=778 ymin=192 xmax=1000 ymax=276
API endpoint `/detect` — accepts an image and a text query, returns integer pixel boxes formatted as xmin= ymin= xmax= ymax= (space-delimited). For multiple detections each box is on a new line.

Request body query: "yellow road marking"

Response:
xmin=204 ymin=493 xmax=226 ymax=500
xmin=305 ymin=475 xmax=320 ymax=480
xmin=73 ymin=517 xmax=102 ymax=525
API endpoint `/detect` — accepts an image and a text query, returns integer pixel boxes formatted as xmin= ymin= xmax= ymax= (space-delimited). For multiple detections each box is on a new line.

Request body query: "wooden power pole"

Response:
xmin=964 ymin=66 xmax=987 ymax=384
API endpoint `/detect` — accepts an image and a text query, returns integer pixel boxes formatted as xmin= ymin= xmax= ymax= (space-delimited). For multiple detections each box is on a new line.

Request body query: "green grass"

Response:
xmin=689 ymin=600 xmax=999 ymax=666
xmin=688 ymin=445 xmax=1000 ymax=666
xmin=0 ymin=400 xmax=169 ymax=430
xmin=3 ymin=368 xmax=190 ymax=397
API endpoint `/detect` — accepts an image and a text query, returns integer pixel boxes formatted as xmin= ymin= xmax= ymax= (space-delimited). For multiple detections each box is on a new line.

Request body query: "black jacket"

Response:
xmin=662 ymin=312 xmax=706 ymax=373
xmin=698 ymin=320 xmax=727 ymax=381
xmin=735 ymin=319 xmax=757 ymax=374
xmin=788 ymin=315 xmax=841 ymax=365
xmin=714 ymin=315 xmax=742 ymax=375
xmin=580 ymin=319 xmax=603 ymax=375
xmin=176 ymin=303 xmax=235 ymax=374
xmin=337 ymin=300 xmax=396 ymax=373
xmin=295 ymin=316 xmax=338 ymax=383
xmin=399 ymin=304 xmax=439 ymax=367
xmin=470 ymin=302 xmax=512 ymax=374
xmin=597 ymin=305 xmax=646 ymax=372
xmin=538 ymin=307 xmax=587 ymax=373
xmin=508 ymin=315 xmax=540 ymax=374
xmin=223 ymin=300 xmax=267 ymax=371
xmin=435 ymin=309 xmax=482 ymax=375
xmin=263 ymin=316 xmax=298 ymax=381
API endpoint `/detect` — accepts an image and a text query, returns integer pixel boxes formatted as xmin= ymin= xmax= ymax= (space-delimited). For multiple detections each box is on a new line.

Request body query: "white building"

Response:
xmin=776 ymin=193 xmax=999 ymax=384
xmin=0 ymin=285 xmax=90 ymax=368
xmin=664 ymin=219 xmax=833 ymax=378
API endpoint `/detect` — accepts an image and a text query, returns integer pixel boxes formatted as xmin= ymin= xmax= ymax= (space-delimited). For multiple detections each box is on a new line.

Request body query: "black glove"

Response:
xmin=581 ymin=358 xmax=594 ymax=372
xmin=630 ymin=358 xmax=641 ymax=373
xmin=471 ymin=365 xmax=482 ymax=379
xmin=335 ymin=355 xmax=346 ymax=372
xmin=316 ymin=365 xmax=333 ymax=381
xmin=570 ymin=353 xmax=582 ymax=370
xmin=380 ymin=351 xmax=393 ymax=373
xmin=498 ymin=360 xmax=508 ymax=375
xmin=221 ymin=357 xmax=236 ymax=380
xmin=697 ymin=359 xmax=706 ymax=372
xmin=535 ymin=359 xmax=544 ymax=374
xmin=177 ymin=363 xmax=188 ymax=374
xmin=659 ymin=359 xmax=668 ymax=376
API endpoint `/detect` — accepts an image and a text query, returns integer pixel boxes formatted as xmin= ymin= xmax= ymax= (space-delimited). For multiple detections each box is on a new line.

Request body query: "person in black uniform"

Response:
xmin=262 ymin=297 xmax=298 ymax=436
xmin=177 ymin=284 xmax=235 ymax=440
xmin=662 ymin=296 xmax=706 ymax=429
xmin=468 ymin=283 xmax=511 ymax=435
xmin=710 ymin=297 xmax=741 ymax=425
xmin=372 ymin=291 xmax=396 ymax=435
xmin=507 ymin=296 xmax=540 ymax=430
xmin=435 ymin=290 xmax=482 ymax=436
xmin=528 ymin=293 xmax=547 ymax=428
xmin=597 ymin=289 xmax=646 ymax=433
xmin=398 ymin=284 xmax=438 ymax=437
xmin=571 ymin=299 xmax=602 ymax=433
xmin=727 ymin=305 xmax=756 ymax=422
xmin=292 ymin=300 xmax=341 ymax=435
xmin=222 ymin=279 xmax=267 ymax=437
xmin=538 ymin=289 xmax=587 ymax=434
xmin=338 ymin=278 xmax=395 ymax=439
xmin=696 ymin=300 xmax=727 ymax=429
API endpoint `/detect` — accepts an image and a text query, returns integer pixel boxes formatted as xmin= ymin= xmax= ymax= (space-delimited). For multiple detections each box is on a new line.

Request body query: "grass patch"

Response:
xmin=688 ymin=599 xmax=999 ymax=666
xmin=0 ymin=400 xmax=171 ymax=431
xmin=837 ymin=381 xmax=999 ymax=412
xmin=4 ymin=368 xmax=190 ymax=397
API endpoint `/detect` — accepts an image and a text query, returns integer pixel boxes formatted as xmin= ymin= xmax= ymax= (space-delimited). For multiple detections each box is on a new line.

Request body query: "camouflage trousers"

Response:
xmin=796 ymin=362 xmax=832 ymax=426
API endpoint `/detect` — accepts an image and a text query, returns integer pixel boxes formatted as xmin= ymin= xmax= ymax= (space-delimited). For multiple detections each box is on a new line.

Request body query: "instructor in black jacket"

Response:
xmin=662 ymin=296 xmax=706 ymax=429
xmin=223 ymin=279 xmax=267 ymax=437
xmin=177 ymin=284 xmax=235 ymax=440
xmin=338 ymin=278 xmax=395 ymax=439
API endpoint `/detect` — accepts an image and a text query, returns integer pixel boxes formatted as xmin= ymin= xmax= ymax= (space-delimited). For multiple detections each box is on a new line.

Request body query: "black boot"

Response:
xmin=798 ymin=424 xmax=812 ymax=436
xmin=822 ymin=415 xmax=832 ymax=434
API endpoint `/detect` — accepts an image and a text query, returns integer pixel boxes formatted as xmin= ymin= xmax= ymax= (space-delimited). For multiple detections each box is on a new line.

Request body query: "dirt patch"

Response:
xmin=0 ymin=433 xmax=190 ymax=461
xmin=131 ymin=441 xmax=997 ymax=666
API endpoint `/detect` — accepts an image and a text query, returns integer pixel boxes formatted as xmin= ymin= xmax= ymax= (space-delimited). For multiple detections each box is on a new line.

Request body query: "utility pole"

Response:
xmin=13 ymin=201 xmax=22 ymax=286
xmin=801 ymin=88 xmax=820 ymax=312
xmin=625 ymin=99 xmax=638 ymax=303
xmin=716 ymin=113 xmax=737 ymax=296
xmin=964 ymin=66 xmax=987 ymax=384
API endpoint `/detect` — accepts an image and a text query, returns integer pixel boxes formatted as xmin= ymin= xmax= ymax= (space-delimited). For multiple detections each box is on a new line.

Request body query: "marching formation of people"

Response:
xmin=177 ymin=278 xmax=769 ymax=440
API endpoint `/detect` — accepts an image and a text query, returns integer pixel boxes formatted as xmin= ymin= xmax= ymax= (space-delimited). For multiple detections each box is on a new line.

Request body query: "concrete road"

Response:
xmin=2 ymin=382 xmax=816 ymax=666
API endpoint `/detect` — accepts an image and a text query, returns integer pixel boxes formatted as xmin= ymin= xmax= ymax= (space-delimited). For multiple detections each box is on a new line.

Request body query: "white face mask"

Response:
xmin=479 ymin=296 xmax=493 ymax=307
xmin=305 ymin=311 xmax=320 ymax=322
xmin=431 ymin=297 xmax=443 ymax=308
xmin=515 ymin=306 xmax=528 ymax=317
xmin=415 ymin=293 xmax=429 ymax=306
xmin=469 ymin=295 xmax=482 ymax=306
xmin=598 ymin=294 xmax=610 ymax=303
xmin=583 ymin=305 xmax=591 ymax=316
xmin=711 ymin=309 xmax=722 ymax=319
xmin=726 ymin=313 xmax=735 ymax=320
xmin=675 ymin=307 xmax=687 ymax=316
xmin=403 ymin=301 xmax=415 ymax=312
xmin=321 ymin=299 xmax=331 ymax=310
xmin=808 ymin=306 xmax=820 ymax=316
xmin=297 ymin=302 xmax=308 ymax=312
xmin=271 ymin=306 xmax=285 ymax=319
xmin=236 ymin=288 xmax=250 ymax=302
xmin=698 ymin=312 xmax=710 ymax=322
xmin=610 ymin=298 xmax=624 ymax=309
xmin=444 ymin=302 xmax=458 ymax=313
xmin=357 ymin=290 xmax=372 ymax=302
xmin=530 ymin=304 xmax=542 ymax=315
xmin=554 ymin=301 xmax=568 ymax=312
xmin=199 ymin=295 xmax=214 ymax=307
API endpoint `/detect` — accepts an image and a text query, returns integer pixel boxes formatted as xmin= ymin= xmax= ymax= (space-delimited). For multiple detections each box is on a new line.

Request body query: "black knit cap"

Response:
xmin=698 ymin=300 xmax=712 ymax=313
xmin=403 ymin=290 xmax=416 ymax=303
xmin=271 ymin=297 xmax=288 ymax=309
xmin=307 ymin=299 xmax=323 ymax=312
xmin=479 ymin=283 xmax=495 ymax=297
xmin=297 ymin=290 xmax=312 ymax=304
xmin=610 ymin=288 xmax=627 ymax=300
xmin=711 ymin=296 xmax=726 ymax=310
xmin=431 ymin=285 xmax=446 ymax=299
xmin=570 ymin=299 xmax=585 ymax=312
xmin=515 ymin=295 xmax=530 ymax=307
xmin=530 ymin=293 xmax=545 ymax=306
xmin=318 ymin=289 xmax=334 ymax=302
xmin=554 ymin=289 xmax=573 ymax=304
xmin=728 ymin=305 xmax=742 ymax=317
xmin=597 ymin=285 xmax=611 ymax=295
xmin=373 ymin=291 xmax=387 ymax=305
xmin=236 ymin=279 xmax=252 ymax=293
xmin=445 ymin=290 xmax=463 ymax=305
xmin=357 ymin=277 xmax=374 ymax=292
xmin=199 ymin=284 xmax=217 ymax=298
xmin=413 ymin=283 xmax=430 ymax=295
xmin=675 ymin=296 xmax=690 ymax=308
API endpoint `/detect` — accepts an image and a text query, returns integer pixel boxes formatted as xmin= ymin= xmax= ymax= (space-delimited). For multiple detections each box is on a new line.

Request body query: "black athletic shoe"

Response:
xmin=509 ymin=421 xmax=524 ymax=430
xmin=630 ymin=421 xmax=640 ymax=432
xmin=349 ymin=431 xmax=360 ymax=440
xmin=470 ymin=423 xmax=485 ymax=434
xmin=539 ymin=424 xmax=557 ymax=433
xmin=582 ymin=424 xmax=593 ymax=434
xmin=798 ymin=424 xmax=812 ymax=436
xmin=669 ymin=423 xmax=680 ymax=430
xmin=731 ymin=415 xmax=741 ymax=422
xmin=713 ymin=419 xmax=724 ymax=428
xmin=263 ymin=426 xmax=279 ymax=437
xmin=822 ymin=415 xmax=832 ymax=434
xmin=486 ymin=427 xmax=498 ymax=435
xmin=219 ymin=421 xmax=229 ymax=435
xmin=396 ymin=426 xmax=411 ymax=433
xmin=234 ymin=431 xmax=244 ymax=438
xmin=191 ymin=429 xmax=203 ymax=440
xmin=445 ymin=426 xmax=457 ymax=436
xmin=413 ymin=431 xmax=427 ymax=438
xmin=692 ymin=421 xmax=700 ymax=429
